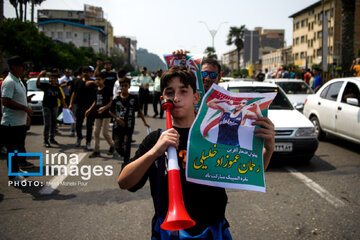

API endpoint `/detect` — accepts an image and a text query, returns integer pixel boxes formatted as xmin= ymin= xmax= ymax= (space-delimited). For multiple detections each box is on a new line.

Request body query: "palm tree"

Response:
xmin=204 ymin=46 xmax=217 ymax=59
xmin=226 ymin=25 xmax=246 ymax=71
xmin=341 ymin=0 xmax=355 ymax=75
xmin=31 ymin=0 xmax=45 ymax=23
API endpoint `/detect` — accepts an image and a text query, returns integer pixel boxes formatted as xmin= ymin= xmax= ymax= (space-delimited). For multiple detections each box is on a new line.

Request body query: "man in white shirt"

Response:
xmin=138 ymin=67 xmax=152 ymax=116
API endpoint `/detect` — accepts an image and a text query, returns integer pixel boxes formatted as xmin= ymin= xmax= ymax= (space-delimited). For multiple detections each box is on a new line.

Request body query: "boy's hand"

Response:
xmin=252 ymin=115 xmax=275 ymax=152
xmin=115 ymin=117 xmax=126 ymax=127
xmin=152 ymin=128 xmax=179 ymax=158
xmin=85 ymin=109 xmax=91 ymax=117
xmin=97 ymin=106 xmax=106 ymax=114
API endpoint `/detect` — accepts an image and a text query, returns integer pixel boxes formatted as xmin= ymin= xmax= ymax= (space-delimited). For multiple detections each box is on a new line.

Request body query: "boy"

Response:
xmin=109 ymin=78 xmax=149 ymax=164
xmin=36 ymin=70 xmax=67 ymax=147
xmin=86 ymin=72 xmax=115 ymax=158
xmin=118 ymin=66 xmax=275 ymax=238
xmin=69 ymin=66 xmax=97 ymax=150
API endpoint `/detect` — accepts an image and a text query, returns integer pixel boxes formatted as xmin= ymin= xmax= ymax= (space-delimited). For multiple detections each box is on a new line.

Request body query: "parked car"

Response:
xmin=303 ymin=77 xmax=360 ymax=144
xmin=219 ymin=80 xmax=318 ymax=162
xmin=26 ymin=77 xmax=49 ymax=117
xmin=264 ymin=78 xmax=314 ymax=112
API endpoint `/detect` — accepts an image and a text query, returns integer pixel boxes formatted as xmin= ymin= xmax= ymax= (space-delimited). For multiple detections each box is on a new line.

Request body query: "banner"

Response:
xmin=163 ymin=54 xmax=205 ymax=108
xmin=186 ymin=84 xmax=276 ymax=192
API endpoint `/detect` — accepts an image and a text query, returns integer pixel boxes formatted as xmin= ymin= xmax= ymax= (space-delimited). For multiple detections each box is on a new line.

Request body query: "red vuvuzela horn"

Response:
xmin=160 ymin=99 xmax=196 ymax=231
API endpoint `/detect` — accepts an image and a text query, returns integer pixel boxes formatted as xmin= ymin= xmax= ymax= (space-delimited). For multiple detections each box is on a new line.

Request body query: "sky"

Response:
xmin=4 ymin=0 xmax=319 ymax=60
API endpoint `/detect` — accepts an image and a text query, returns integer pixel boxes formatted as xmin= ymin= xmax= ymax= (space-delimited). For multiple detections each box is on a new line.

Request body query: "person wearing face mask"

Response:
xmin=36 ymin=70 xmax=67 ymax=147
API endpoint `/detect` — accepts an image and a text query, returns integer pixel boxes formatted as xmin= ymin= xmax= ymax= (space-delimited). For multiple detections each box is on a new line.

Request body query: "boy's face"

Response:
xmin=120 ymin=81 xmax=130 ymax=94
xmin=201 ymin=63 xmax=220 ymax=93
xmin=95 ymin=77 xmax=105 ymax=86
xmin=162 ymin=76 xmax=199 ymax=119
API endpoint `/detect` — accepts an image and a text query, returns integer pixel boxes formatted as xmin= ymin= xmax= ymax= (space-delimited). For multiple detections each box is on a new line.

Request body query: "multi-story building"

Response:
xmin=289 ymin=0 xmax=360 ymax=69
xmin=222 ymin=49 xmax=239 ymax=71
xmin=262 ymin=46 xmax=293 ymax=73
xmin=114 ymin=36 xmax=138 ymax=68
xmin=222 ymin=27 xmax=285 ymax=71
xmin=37 ymin=4 xmax=114 ymax=55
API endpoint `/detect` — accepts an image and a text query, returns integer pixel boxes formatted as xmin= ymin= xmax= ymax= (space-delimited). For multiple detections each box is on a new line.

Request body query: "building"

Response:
xmin=261 ymin=46 xmax=293 ymax=73
xmin=289 ymin=0 xmax=360 ymax=70
xmin=37 ymin=4 xmax=114 ymax=55
xmin=222 ymin=49 xmax=239 ymax=71
xmin=114 ymin=36 xmax=138 ymax=68
xmin=38 ymin=19 xmax=107 ymax=54
xmin=222 ymin=27 xmax=285 ymax=71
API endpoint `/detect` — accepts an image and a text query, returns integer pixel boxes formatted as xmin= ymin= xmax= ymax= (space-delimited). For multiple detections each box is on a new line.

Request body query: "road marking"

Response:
xmin=285 ymin=166 xmax=346 ymax=208
xmin=39 ymin=153 xmax=87 ymax=195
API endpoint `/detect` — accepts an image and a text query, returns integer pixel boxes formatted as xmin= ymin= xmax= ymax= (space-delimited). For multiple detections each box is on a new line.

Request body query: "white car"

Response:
xmin=219 ymin=80 xmax=318 ymax=162
xmin=26 ymin=77 xmax=49 ymax=117
xmin=303 ymin=77 xmax=360 ymax=144
xmin=264 ymin=78 xmax=314 ymax=112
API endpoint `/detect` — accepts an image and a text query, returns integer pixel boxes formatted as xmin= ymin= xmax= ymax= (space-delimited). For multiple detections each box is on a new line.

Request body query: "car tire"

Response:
xmin=310 ymin=116 xmax=325 ymax=140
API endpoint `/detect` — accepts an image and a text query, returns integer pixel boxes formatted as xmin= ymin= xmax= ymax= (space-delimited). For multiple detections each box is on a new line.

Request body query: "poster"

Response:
xmin=163 ymin=54 xmax=205 ymax=108
xmin=186 ymin=84 xmax=276 ymax=192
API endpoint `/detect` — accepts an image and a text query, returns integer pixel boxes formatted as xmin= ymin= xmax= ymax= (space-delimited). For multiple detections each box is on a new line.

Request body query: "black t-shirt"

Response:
xmin=73 ymin=78 xmax=96 ymax=107
xmin=38 ymin=83 xmax=63 ymax=108
xmin=94 ymin=86 xmax=113 ymax=118
xmin=110 ymin=94 xmax=139 ymax=130
xmin=257 ymin=73 xmax=265 ymax=81
xmin=123 ymin=127 xmax=228 ymax=236
xmin=103 ymin=71 xmax=117 ymax=90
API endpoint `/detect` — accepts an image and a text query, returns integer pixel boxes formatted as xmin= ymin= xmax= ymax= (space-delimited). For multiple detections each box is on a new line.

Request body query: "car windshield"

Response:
xmin=27 ymin=80 xmax=49 ymax=91
xmin=228 ymin=86 xmax=293 ymax=110
xmin=277 ymin=81 xmax=314 ymax=94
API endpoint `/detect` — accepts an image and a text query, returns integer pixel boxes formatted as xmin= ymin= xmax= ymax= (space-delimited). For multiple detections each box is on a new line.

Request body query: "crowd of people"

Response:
xmin=1 ymin=52 xmax=277 ymax=239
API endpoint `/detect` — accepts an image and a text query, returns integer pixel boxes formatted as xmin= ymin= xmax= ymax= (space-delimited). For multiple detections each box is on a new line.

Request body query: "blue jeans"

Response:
xmin=43 ymin=106 xmax=58 ymax=141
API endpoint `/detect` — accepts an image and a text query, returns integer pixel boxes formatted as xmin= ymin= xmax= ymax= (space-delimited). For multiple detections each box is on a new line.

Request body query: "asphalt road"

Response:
xmin=0 ymin=107 xmax=359 ymax=240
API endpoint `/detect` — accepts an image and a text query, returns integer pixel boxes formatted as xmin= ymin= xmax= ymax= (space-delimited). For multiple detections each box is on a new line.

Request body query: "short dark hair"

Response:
xmin=119 ymin=77 xmax=131 ymax=85
xmin=118 ymin=69 xmax=127 ymax=78
xmin=7 ymin=56 xmax=25 ymax=68
xmin=201 ymin=58 xmax=221 ymax=74
xmin=161 ymin=66 xmax=196 ymax=93
xmin=95 ymin=72 xmax=107 ymax=79
xmin=104 ymin=60 xmax=111 ymax=65
xmin=80 ymin=66 xmax=91 ymax=73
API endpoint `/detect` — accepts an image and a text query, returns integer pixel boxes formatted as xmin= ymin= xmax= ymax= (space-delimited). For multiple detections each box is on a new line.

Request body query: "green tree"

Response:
xmin=204 ymin=46 xmax=217 ymax=59
xmin=31 ymin=0 xmax=45 ymax=23
xmin=226 ymin=25 xmax=246 ymax=71
xmin=341 ymin=0 xmax=355 ymax=74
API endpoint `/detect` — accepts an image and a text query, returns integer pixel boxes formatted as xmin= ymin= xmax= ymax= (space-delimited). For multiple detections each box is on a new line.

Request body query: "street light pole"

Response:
xmin=199 ymin=21 xmax=228 ymax=49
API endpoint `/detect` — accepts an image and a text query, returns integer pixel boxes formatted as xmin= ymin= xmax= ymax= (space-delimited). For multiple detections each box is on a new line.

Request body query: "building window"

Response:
xmin=317 ymin=48 xmax=322 ymax=56
xmin=74 ymin=33 xmax=77 ymax=38
xmin=311 ymin=39 xmax=313 ymax=47
xmin=66 ymin=32 xmax=72 ymax=39
xmin=318 ymin=12 xmax=323 ymax=24
xmin=296 ymin=22 xmax=300 ymax=29
xmin=83 ymin=32 xmax=90 ymax=43
xmin=301 ymin=36 xmax=305 ymax=43
xmin=311 ymin=22 xmax=314 ymax=30
xmin=295 ymin=53 xmax=299 ymax=60
xmin=68 ymin=12 xmax=72 ymax=17
xmin=301 ymin=20 xmax=305 ymax=27
xmin=301 ymin=52 xmax=305 ymax=59
xmin=309 ymin=9 xmax=314 ymax=15
xmin=318 ymin=31 xmax=322 ymax=38
xmin=51 ymin=32 xmax=55 ymax=38
xmin=308 ymin=40 xmax=310 ymax=47
xmin=58 ymin=32 xmax=63 ymax=40
xmin=296 ymin=38 xmax=299 ymax=45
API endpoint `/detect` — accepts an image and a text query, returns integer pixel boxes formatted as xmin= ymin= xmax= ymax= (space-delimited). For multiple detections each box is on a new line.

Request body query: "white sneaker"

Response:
xmin=85 ymin=142 xmax=92 ymax=151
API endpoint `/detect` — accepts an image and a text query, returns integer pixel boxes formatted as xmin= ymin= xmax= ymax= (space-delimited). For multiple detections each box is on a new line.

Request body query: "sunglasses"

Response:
xmin=201 ymin=71 xmax=218 ymax=79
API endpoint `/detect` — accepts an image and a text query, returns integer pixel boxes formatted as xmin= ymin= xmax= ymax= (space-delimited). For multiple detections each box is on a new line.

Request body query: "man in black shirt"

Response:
xmin=69 ymin=66 xmax=97 ymax=150
xmin=36 ymin=70 xmax=67 ymax=147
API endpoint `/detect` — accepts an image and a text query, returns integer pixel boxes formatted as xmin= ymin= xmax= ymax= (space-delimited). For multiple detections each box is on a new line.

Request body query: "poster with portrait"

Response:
xmin=186 ymin=84 xmax=277 ymax=192
xmin=163 ymin=54 xmax=205 ymax=108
